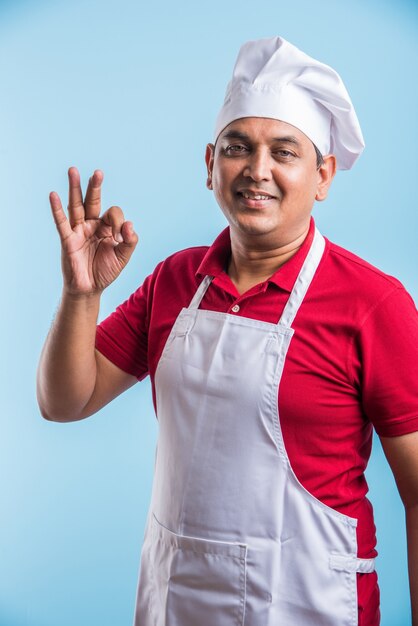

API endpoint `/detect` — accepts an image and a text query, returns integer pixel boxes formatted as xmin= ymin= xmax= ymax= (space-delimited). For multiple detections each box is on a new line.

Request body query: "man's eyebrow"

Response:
xmin=221 ymin=130 xmax=251 ymax=141
xmin=273 ymin=135 xmax=301 ymax=146
xmin=220 ymin=130 xmax=301 ymax=146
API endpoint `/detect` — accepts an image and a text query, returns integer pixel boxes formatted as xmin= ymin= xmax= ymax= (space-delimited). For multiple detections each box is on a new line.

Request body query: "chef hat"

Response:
xmin=214 ymin=36 xmax=365 ymax=170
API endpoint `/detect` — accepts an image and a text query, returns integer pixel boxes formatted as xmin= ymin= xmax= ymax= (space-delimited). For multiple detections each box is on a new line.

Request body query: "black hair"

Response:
xmin=314 ymin=143 xmax=324 ymax=168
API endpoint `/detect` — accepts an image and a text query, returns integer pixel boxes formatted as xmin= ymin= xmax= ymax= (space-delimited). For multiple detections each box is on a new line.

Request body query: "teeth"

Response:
xmin=242 ymin=192 xmax=271 ymax=200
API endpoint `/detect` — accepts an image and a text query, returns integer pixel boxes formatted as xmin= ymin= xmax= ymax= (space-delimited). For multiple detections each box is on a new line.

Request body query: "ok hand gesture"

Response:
xmin=50 ymin=167 xmax=138 ymax=296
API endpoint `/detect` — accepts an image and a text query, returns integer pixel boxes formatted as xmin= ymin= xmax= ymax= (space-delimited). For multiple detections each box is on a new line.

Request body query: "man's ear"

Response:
xmin=205 ymin=143 xmax=215 ymax=190
xmin=315 ymin=154 xmax=337 ymax=201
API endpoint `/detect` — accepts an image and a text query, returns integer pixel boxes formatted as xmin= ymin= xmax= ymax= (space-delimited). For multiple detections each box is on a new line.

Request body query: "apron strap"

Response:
xmin=189 ymin=275 xmax=214 ymax=310
xmin=329 ymin=554 xmax=376 ymax=574
xmin=278 ymin=228 xmax=325 ymax=328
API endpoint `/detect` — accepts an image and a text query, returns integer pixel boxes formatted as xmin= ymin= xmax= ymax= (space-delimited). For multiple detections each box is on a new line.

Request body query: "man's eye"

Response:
xmin=275 ymin=149 xmax=295 ymax=158
xmin=224 ymin=144 xmax=248 ymax=155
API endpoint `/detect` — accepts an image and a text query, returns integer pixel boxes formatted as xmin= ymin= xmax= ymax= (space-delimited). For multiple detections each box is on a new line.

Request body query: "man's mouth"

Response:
xmin=237 ymin=190 xmax=277 ymax=201
xmin=241 ymin=192 xmax=272 ymax=200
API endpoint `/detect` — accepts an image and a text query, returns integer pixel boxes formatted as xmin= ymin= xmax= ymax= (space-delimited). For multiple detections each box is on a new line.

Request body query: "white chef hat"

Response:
xmin=214 ymin=36 xmax=365 ymax=170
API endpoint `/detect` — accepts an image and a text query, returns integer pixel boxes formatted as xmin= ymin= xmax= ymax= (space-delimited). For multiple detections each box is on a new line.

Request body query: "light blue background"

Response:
xmin=0 ymin=1 xmax=417 ymax=625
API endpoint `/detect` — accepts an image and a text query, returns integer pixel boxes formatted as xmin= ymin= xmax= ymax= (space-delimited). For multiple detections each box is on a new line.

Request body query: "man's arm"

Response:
xmin=380 ymin=431 xmax=418 ymax=626
xmin=37 ymin=292 xmax=137 ymax=421
xmin=37 ymin=167 xmax=138 ymax=422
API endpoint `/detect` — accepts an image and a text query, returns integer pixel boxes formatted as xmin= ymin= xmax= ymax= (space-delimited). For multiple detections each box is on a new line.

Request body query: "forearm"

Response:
xmin=37 ymin=291 xmax=101 ymax=421
xmin=406 ymin=504 xmax=418 ymax=626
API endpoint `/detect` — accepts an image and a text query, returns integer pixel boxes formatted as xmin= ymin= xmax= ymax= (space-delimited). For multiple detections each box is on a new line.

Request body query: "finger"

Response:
xmin=67 ymin=166 xmax=85 ymax=228
xmin=49 ymin=191 xmax=73 ymax=242
xmin=114 ymin=221 xmax=139 ymax=265
xmin=102 ymin=205 xmax=126 ymax=243
xmin=121 ymin=221 xmax=138 ymax=246
xmin=84 ymin=169 xmax=104 ymax=220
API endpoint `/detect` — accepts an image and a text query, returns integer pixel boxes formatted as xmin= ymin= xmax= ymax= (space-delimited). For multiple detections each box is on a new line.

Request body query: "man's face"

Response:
xmin=205 ymin=117 xmax=335 ymax=246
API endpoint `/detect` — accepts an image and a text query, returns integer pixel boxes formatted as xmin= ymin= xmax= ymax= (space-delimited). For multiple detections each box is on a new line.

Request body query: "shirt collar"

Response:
xmin=196 ymin=217 xmax=316 ymax=293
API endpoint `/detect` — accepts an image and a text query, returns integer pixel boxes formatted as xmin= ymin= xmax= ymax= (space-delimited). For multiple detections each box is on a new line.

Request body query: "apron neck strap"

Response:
xmin=278 ymin=228 xmax=325 ymax=328
xmin=189 ymin=275 xmax=214 ymax=310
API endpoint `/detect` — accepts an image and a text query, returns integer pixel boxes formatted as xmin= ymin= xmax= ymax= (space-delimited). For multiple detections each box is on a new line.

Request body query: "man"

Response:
xmin=37 ymin=37 xmax=418 ymax=625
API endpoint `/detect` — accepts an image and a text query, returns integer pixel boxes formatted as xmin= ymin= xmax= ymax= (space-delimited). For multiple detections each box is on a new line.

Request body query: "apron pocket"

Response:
xmin=150 ymin=514 xmax=247 ymax=626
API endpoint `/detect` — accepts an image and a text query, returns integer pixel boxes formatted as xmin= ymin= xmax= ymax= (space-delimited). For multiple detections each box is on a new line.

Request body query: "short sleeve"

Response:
xmin=95 ymin=267 xmax=161 ymax=380
xmin=354 ymin=286 xmax=418 ymax=436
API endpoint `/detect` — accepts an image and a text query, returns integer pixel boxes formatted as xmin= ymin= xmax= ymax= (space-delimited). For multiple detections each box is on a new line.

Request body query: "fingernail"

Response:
xmin=116 ymin=233 xmax=124 ymax=243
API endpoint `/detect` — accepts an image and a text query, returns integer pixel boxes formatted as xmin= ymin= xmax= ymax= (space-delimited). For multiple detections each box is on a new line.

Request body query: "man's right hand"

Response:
xmin=50 ymin=167 xmax=138 ymax=296
xmin=38 ymin=167 xmax=139 ymax=422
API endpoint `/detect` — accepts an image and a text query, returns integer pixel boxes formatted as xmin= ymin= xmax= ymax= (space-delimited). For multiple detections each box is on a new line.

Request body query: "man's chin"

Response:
xmin=231 ymin=218 xmax=279 ymax=239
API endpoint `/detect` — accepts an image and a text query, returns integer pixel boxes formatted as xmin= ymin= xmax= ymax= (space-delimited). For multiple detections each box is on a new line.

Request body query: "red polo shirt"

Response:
xmin=96 ymin=218 xmax=418 ymax=625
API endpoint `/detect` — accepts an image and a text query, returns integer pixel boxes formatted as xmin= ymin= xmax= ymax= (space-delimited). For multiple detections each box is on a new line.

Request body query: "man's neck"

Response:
xmin=227 ymin=226 xmax=310 ymax=295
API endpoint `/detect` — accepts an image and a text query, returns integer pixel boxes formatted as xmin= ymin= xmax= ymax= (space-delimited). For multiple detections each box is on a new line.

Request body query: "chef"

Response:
xmin=37 ymin=37 xmax=418 ymax=625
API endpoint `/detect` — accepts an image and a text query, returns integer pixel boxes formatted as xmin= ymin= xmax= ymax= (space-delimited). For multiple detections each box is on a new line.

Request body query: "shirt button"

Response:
xmin=231 ymin=304 xmax=240 ymax=313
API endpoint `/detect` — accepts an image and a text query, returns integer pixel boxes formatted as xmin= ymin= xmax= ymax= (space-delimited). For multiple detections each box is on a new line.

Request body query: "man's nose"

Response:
xmin=243 ymin=149 xmax=273 ymax=181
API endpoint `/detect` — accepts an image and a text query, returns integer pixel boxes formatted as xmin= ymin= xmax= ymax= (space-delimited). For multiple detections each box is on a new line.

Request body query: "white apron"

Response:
xmin=134 ymin=229 xmax=375 ymax=626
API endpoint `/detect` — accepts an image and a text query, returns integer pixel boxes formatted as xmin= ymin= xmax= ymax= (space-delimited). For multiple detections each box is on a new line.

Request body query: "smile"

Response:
xmin=238 ymin=191 xmax=276 ymax=200
xmin=242 ymin=193 xmax=271 ymax=200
